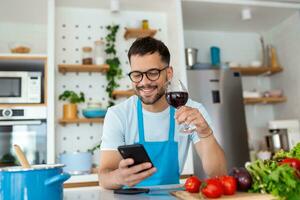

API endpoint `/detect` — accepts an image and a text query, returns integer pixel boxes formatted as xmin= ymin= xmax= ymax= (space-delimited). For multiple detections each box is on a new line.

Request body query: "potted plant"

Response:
xmin=59 ymin=90 xmax=85 ymax=119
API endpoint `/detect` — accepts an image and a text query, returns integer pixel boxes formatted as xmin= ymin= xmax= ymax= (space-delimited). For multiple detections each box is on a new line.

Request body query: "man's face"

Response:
xmin=129 ymin=52 xmax=172 ymax=105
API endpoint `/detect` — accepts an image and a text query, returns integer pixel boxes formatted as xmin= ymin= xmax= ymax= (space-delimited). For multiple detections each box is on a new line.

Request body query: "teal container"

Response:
xmin=210 ymin=46 xmax=221 ymax=66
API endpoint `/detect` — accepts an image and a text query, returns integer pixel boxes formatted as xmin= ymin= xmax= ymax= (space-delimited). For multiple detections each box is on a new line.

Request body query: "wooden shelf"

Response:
xmin=231 ymin=67 xmax=283 ymax=76
xmin=58 ymin=118 xmax=104 ymax=125
xmin=244 ymin=96 xmax=287 ymax=105
xmin=0 ymin=54 xmax=47 ymax=60
xmin=58 ymin=64 xmax=109 ymax=73
xmin=124 ymin=28 xmax=157 ymax=40
xmin=0 ymin=103 xmax=46 ymax=108
xmin=112 ymin=89 xmax=135 ymax=98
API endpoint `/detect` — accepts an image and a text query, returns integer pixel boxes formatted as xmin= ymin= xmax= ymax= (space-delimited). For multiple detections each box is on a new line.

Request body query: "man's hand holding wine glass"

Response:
xmin=175 ymin=106 xmax=213 ymax=137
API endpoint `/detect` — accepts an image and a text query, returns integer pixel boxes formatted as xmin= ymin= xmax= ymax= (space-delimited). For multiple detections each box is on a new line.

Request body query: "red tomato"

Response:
xmin=280 ymin=158 xmax=300 ymax=171
xmin=219 ymin=176 xmax=237 ymax=195
xmin=184 ymin=176 xmax=201 ymax=193
xmin=201 ymin=178 xmax=223 ymax=198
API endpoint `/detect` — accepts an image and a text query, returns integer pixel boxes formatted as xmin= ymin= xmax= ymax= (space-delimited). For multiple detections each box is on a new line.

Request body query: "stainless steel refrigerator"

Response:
xmin=187 ymin=69 xmax=249 ymax=178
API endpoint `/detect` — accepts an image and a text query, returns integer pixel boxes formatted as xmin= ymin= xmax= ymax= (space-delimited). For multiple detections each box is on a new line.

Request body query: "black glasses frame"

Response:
xmin=128 ymin=66 xmax=169 ymax=83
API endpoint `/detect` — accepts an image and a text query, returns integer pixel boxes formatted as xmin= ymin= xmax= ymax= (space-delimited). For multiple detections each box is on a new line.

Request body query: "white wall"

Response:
xmin=0 ymin=22 xmax=47 ymax=54
xmin=264 ymin=12 xmax=300 ymax=121
xmin=184 ymin=30 xmax=274 ymax=150
xmin=184 ymin=30 xmax=261 ymax=66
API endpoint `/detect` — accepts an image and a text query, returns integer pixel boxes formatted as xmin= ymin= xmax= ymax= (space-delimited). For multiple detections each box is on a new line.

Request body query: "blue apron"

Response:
xmin=136 ymin=99 xmax=180 ymax=186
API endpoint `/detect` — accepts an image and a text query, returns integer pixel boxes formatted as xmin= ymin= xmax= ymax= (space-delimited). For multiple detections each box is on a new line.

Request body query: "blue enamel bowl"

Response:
xmin=82 ymin=108 xmax=107 ymax=118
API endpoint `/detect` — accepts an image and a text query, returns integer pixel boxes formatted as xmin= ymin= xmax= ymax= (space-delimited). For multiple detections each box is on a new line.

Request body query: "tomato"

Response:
xmin=280 ymin=158 xmax=300 ymax=171
xmin=184 ymin=176 xmax=201 ymax=193
xmin=219 ymin=176 xmax=237 ymax=195
xmin=201 ymin=178 xmax=223 ymax=198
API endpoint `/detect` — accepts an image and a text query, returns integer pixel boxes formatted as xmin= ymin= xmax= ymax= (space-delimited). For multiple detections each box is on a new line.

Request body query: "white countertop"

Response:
xmin=64 ymin=185 xmax=183 ymax=200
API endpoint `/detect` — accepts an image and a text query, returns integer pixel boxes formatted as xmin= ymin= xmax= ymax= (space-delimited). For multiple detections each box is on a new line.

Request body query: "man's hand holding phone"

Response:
xmin=115 ymin=158 xmax=156 ymax=187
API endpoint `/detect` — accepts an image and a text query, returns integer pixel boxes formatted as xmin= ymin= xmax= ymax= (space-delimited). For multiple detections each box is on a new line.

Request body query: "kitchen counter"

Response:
xmin=64 ymin=185 xmax=181 ymax=200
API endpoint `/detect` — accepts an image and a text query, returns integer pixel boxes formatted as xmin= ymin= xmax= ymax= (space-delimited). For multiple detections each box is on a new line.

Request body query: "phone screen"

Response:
xmin=118 ymin=144 xmax=154 ymax=167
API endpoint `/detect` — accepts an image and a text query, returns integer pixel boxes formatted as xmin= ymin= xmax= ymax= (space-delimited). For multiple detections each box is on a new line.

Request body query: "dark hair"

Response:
xmin=127 ymin=37 xmax=170 ymax=65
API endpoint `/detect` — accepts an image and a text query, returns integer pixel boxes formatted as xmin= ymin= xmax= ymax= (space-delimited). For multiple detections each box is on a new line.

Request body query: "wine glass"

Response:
xmin=165 ymin=79 xmax=196 ymax=133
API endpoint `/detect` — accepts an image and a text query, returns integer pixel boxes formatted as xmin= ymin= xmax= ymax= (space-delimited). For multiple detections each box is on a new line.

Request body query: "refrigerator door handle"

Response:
xmin=212 ymin=90 xmax=220 ymax=103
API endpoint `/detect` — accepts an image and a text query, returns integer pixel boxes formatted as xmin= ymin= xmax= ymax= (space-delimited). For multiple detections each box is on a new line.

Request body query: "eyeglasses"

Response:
xmin=128 ymin=66 xmax=169 ymax=83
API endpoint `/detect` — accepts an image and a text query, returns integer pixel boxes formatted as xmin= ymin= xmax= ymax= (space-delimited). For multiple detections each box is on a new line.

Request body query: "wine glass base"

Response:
xmin=179 ymin=124 xmax=196 ymax=134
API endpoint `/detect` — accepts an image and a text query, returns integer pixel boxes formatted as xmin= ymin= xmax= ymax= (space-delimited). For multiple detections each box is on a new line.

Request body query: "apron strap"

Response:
xmin=137 ymin=98 xmax=176 ymax=143
xmin=137 ymin=99 xmax=145 ymax=143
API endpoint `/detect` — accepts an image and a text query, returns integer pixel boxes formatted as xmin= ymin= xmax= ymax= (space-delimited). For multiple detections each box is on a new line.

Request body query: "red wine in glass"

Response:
xmin=165 ymin=92 xmax=189 ymax=108
xmin=165 ymin=79 xmax=196 ymax=133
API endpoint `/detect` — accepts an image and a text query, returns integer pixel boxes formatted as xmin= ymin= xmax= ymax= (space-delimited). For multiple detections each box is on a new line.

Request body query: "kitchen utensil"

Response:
xmin=13 ymin=144 xmax=31 ymax=168
xmin=256 ymin=151 xmax=272 ymax=160
xmin=210 ymin=46 xmax=221 ymax=66
xmin=185 ymin=48 xmax=198 ymax=68
xmin=9 ymin=42 xmax=31 ymax=54
xmin=269 ymin=45 xmax=280 ymax=68
xmin=82 ymin=108 xmax=107 ymax=118
xmin=170 ymin=190 xmax=274 ymax=200
xmin=263 ymin=89 xmax=283 ymax=98
xmin=0 ymin=164 xmax=70 ymax=200
xmin=250 ymin=60 xmax=262 ymax=67
xmin=265 ymin=130 xmax=290 ymax=152
xmin=59 ymin=152 xmax=92 ymax=175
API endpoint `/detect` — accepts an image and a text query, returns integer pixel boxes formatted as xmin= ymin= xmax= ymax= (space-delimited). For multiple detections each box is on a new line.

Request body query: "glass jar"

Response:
xmin=82 ymin=47 xmax=93 ymax=65
xmin=94 ymin=40 xmax=105 ymax=65
xmin=142 ymin=19 xmax=149 ymax=29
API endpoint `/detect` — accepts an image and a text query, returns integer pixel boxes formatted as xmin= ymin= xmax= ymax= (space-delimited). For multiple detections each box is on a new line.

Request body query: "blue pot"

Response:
xmin=0 ymin=164 xmax=70 ymax=200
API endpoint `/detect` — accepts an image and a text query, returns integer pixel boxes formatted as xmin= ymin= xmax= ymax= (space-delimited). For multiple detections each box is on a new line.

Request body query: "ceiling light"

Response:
xmin=110 ymin=0 xmax=120 ymax=13
xmin=241 ymin=8 xmax=252 ymax=20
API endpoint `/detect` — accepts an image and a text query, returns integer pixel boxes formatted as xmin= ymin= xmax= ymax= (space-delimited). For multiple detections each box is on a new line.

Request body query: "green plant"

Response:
xmin=105 ymin=24 xmax=123 ymax=107
xmin=58 ymin=90 xmax=85 ymax=104
xmin=88 ymin=141 xmax=102 ymax=155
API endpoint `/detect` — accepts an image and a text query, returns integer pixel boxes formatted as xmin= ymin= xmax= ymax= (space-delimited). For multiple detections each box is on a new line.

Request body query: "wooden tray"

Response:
xmin=170 ymin=191 xmax=275 ymax=200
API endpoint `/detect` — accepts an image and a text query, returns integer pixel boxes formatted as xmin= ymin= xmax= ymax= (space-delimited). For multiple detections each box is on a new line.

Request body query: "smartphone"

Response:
xmin=117 ymin=144 xmax=154 ymax=168
xmin=113 ymin=188 xmax=150 ymax=195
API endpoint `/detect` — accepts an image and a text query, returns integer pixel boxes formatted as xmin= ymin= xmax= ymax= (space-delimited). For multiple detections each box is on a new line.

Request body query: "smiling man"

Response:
xmin=98 ymin=37 xmax=226 ymax=189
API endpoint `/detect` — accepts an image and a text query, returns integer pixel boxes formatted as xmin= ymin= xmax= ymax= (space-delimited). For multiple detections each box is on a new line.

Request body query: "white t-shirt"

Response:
xmin=101 ymin=95 xmax=213 ymax=172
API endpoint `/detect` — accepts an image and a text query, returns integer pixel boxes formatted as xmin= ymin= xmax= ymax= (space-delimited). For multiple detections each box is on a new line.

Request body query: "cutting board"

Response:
xmin=170 ymin=191 xmax=276 ymax=200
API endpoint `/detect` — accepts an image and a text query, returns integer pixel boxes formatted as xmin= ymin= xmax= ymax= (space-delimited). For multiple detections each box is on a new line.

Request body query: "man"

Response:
xmin=99 ymin=37 xmax=226 ymax=189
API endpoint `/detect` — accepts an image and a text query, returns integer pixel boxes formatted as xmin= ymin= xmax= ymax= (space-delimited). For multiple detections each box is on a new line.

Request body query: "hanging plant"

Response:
xmin=105 ymin=24 xmax=122 ymax=107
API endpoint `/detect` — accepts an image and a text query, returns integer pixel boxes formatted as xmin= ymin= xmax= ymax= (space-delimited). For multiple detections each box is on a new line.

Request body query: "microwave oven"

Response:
xmin=0 ymin=71 xmax=42 ymax=103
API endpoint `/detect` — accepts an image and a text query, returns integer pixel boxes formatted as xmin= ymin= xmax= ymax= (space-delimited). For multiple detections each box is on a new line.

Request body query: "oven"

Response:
xmin=0 ymin=106 xmax=47 ymax=167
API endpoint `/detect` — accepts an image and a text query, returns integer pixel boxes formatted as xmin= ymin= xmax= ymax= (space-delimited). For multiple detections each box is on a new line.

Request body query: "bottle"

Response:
xmin=82 ymin=47 xmax=93 ymax=65
xmin=269 ymin=46 xmax=280 ymax=68
xmin=142 ymin=19 xmax=149 ymax=29
xmin=94 ymin=40 xmax=105 ymax=65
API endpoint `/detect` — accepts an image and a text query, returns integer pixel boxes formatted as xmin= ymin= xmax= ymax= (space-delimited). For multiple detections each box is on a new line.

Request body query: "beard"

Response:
xmin=135 ymin=83 xmax=166 ymax=105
